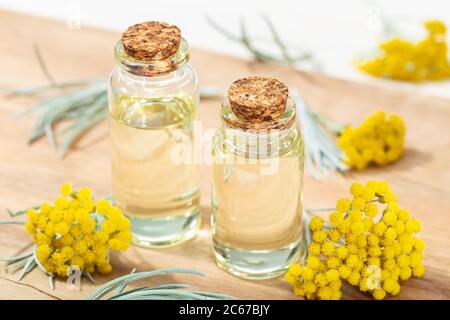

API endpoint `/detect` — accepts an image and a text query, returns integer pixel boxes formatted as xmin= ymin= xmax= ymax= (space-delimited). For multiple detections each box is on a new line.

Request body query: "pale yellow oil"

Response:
xmin=212 ymin=153 xmax=303 ymax=250
xmin=211 ymin=128 xmax=304 ymax=278
xmin=109 ymin=95 xmax=200 ymax=246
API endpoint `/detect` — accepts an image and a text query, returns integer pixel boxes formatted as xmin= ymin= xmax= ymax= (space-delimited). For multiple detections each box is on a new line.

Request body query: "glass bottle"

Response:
xmin=211 ymin=76 xmax=304 ymax=279
xmin=108 ymin=22 xmax=200 ymax=248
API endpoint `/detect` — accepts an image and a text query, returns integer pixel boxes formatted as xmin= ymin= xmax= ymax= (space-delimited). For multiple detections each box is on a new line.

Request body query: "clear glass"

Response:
xmin=211 ymin=97 xmax=305 ymax=279
xmin=108 ymin=39 xmax=200 ymax=248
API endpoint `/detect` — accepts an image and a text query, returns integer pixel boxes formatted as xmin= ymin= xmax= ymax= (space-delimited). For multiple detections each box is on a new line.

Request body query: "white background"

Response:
xmin=1 ymin=0 xmax=450 ymax=98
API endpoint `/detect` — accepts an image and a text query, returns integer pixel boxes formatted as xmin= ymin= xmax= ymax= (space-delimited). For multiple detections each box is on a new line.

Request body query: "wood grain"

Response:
xmin=0 ymin=10 xmax=449 ymax=300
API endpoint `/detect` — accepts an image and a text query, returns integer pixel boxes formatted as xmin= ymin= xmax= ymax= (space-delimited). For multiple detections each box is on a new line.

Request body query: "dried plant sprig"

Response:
xmin=6 ymin=206 xmax=40 ymax=218
xmin=33 ymin=42 xmax=57 ymax=87
xmin=0 ymin=220 xmax=26 ymax=225
xmin=7 ymin=45 xmax=108 ymax=158
xmin=292 ymin=89 xmax=348 ymax=179
xmin=0 ymin=182 xmax=133 ymax=289
xmin=0 ymin=220 xmax=36 ymax=283
xmin=312 ymin=109 xmax=407 ymax=171
xmin=24 ymin=82 xmax=107 ymax=157
xmin=357 ymin=19 xmax=450 ymax=82
xmin=0 ymin=216 xmax=233 ymax=298
xmin=206 ymin=15 xmax=313 ymax=66
xmin=1 ymin=186 xmax=235 ymax=298
xmin=286 ymin=180 xmax=426 ymax=300
xmin=337 ymin=111 xmax=406 ymax=170
xmin=7 ymin=46 xmax=223 ymax=157
xmin=0 ymin=231 xmax=54 ymax=283
xmin=311 ymin=112 xmax=345 ymax=135
xmin=86 ymin=268 xmax=235 ymax=300
xmin=208 ymin=16 xmax=350 ymax=178
xmin=0 ymin=234 xmax=235 ymax=299
xmin=7 ymin=78 xmax=104 ymax=97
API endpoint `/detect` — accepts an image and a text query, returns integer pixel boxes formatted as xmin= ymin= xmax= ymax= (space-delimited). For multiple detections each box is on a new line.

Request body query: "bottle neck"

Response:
xmin=218 ymin=96 xmax=299 ymax=158
xmin=221 ymin=96 xmax=296 ymax=131
xmin=114 ymin=38 xmax=190 ymax=76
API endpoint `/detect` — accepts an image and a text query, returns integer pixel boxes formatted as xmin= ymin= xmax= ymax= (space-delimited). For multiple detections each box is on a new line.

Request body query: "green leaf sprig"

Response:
xmin=206 ymin=15 xmax=313 ymax=66
xmin=86 ymin=268 xmax=235 ymax=300
xmin=208 ymin=16 xmax=349 ymax=178
xmin=0 ymin=208 xmax=234 ymax=298
xmin=292 ymin=89 xmax=348 ymax=178
xmin=6 ymin=45 xmax=222 ymax=158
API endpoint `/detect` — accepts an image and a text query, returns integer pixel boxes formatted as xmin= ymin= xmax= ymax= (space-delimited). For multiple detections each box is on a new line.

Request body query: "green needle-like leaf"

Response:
xmin=86 ymin=268 xmax=235 ymax=300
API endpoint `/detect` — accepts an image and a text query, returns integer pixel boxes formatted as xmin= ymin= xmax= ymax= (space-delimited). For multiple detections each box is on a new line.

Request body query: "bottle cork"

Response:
xmin=228 ymin=76 xmax=289 ymax=124
xmin=122 ymin=21 xmax=181 ymax=61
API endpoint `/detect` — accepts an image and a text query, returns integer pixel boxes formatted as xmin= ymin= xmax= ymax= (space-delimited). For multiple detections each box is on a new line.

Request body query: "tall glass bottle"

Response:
xmin=108 ymin=21 xmax=200 ymax=248
xmin=211 ymin=76 xmax=304 ymax=279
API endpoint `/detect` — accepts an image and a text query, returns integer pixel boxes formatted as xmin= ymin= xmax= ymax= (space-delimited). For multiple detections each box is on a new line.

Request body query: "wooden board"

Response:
xmin=0 ymin=10 xmax=449 ymax=300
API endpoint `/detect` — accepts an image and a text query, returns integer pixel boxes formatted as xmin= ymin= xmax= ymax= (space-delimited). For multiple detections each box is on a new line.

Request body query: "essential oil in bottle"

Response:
xmin=108 ymin=22 xmax=200 ymax=248
xmin=211 ymin=76 xmax=305 ymax=279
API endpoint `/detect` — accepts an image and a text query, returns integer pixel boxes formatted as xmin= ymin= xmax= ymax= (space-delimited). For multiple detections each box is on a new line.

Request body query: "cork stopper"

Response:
xmin=228 ymin=76 xmax=289 ymax=123
xmin=122 ymin=21 xmax=181 ymax=61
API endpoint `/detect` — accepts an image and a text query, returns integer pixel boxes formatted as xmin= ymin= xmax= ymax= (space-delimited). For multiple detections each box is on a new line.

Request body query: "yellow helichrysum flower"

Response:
xmin=308 ymin=242 xmax=321 ymax=256
xmin=425 ymin=20 xmax=447 ymax=35
xmin=36 ymin=245 xmax=51 ymax=262
xmin=328 ymin=229 xmax=341 ymax=242
xmin=77 ymin=187 xmax=92 ymax=201
xmin=96 ymin=199 xmax=111 ymax=214
xmin=329 ymin=211 xmax=344 ymax=227
xmin=357 ymin=20 xmax=450 ymax=82
xmin=285 ymin=180 xmax=425 ymax=300
xmin=23 ymin=183 xmax=131 ymax=279
xmin=337 ymin=111 xmax=406 ymax=170
xmin=336 ymin=198 xmax=351 ymax=213
xmin=285 ymin=263 xmax=302 ymax=284
xmin=309 ymin=217 xmax=323 ymax=231
xmin=60 ymin=182 xmax=73 ymax=197
xmin=373 ymin=288 xmax=387 ymax=300
xmin=321 ymin=241 xmax=336 ymax=256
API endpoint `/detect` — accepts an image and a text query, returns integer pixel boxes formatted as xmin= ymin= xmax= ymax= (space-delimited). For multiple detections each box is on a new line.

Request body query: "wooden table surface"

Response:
xmin=0 ymin=10 xmax=449 ymax=300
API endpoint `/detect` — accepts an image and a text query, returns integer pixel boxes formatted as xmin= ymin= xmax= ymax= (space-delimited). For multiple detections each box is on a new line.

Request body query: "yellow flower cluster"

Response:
xmin=285 ymin=180 xmax=425 ymax=300
xmin=24 ymin=183 xmax=131 ymax=278
xmin=357 ymin=20 xmax=450 ymax=82
xmin=337 ymin=111 xmax=406 ymax=170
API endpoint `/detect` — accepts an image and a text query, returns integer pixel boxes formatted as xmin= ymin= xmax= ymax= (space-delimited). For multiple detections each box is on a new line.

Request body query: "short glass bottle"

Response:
xmin=108 ymin=22 xmax=200 ymax=248
xmin=211 ymin=77 xmax=305 ymax=279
